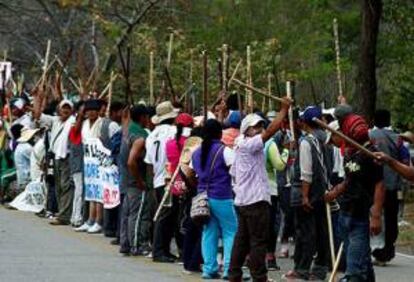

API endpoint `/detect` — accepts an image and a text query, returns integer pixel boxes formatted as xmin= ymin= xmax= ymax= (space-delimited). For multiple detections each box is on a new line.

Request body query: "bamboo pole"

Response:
xmin=286 ymin=81 xmax=295 ymax=141
xmin=167 ymin=32 xmax=174 ymax=68
xmin=203 ymin=51 xmax=208 ymax=123
xmin=222 ymin=44 xmax=228 ymax=91
xmin=246 ymin=45 xmax=253 ymax=112
xmin=232 ymin=78 xmax=284 ymax=103
xmin=329 ymin=243 xmax=344 ymax=282
xmin=149 ymin=51 xmax=154 ymax=105
xmin=106 ymin=71 xmax=114 ymax=117
xmin=41 ymin=40 xmax=52 ymax=88
xmin=268 ymin=73 xmax=273 ymax=110
xmin=326 ymin=203 xmax=336 ymax=269
xmin=333 ymin=18 xmax=343 ymax=97
xmin=313 ymin=118 xmax=377 ymax=159
xmin=99 ymin=74 xmax=119 ymax=98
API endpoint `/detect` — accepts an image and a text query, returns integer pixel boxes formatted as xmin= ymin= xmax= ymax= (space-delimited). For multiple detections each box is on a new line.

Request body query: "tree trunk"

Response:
xmin=356 ymin=0 xmax=383 ymax=122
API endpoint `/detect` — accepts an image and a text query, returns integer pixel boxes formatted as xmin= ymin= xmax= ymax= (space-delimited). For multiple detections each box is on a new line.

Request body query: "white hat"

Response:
xmin=240 ymin=113 xmax=265 ymax=134
xmin=18 ymin=128 xmax=40 ymax=143
xmin=59 ymin=99 xmax=74 ymax=109
xmin=151 ymin=101 xmax=179 ymax=125
xmin=326 ymin=120 xmax=340 ymax=144
xmin=11 ymin=98 xmax=26 ymax=110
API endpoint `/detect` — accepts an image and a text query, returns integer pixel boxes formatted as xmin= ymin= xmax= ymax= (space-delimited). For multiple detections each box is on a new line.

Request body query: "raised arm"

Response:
xmin=261 ymin=97 xmax=291 ymax=142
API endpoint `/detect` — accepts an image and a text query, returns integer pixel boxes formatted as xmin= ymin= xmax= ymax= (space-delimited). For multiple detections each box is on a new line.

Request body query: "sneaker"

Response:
xmin=87 ymin=223 xmax=102 ymax=234
xmin=74 ymin=222 xmax=92 ymax=232
xmin=110 ymin=238 xmax=120 ymax=245
xmin=278 ymin=248 xmax=289 ymax=259
xmin=373 ymin=259 xmax=387 ymax=267
xmin=201 ymin=273 xmax=220 ymax=279
xmin=49 ymin=218 xmax=70 ymax=226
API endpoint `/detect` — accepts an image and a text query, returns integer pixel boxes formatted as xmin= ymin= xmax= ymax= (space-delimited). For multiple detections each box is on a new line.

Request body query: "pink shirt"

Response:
xmin=166 ymin=136 xmax=187 ymax=195
xmin=230 ymin=134 xmax=271 ymax=206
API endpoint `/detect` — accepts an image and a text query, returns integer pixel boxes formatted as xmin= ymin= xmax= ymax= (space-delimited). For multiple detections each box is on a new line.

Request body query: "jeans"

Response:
xmin=279 ymin=185 xmax=295 ymax=242
xmin=202 ymin=198 xmax=237 ymax=277
xmin=70 ymin=172 xmax=83 ymax=225
xmin=229 ymin=201 xmax=270 ymax=282
xmin=339 ymin=212 xmax=375 ymax=282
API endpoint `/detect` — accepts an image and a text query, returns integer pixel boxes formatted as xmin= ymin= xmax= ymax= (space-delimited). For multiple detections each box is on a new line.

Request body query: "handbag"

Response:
xmin=190 ymin=145 xmax=224 ymax=225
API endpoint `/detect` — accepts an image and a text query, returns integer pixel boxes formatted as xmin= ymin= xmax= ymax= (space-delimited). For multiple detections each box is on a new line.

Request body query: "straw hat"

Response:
xmin=400 ymin=131 xmax=414 ymax=144
xmin=18 ymin=128 xmax=40 ymax=143
xmin=151 ymin=101 xmax=179 ymax=125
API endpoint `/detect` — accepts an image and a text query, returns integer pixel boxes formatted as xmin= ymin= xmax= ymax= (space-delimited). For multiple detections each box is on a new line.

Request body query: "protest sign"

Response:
xmin=102 ymin=164 xmax=120 ymax=209
xmin=9 ymin=181 xmax=46 ymax=213
xmin=83 ymin=137 xmax=118 ymax=205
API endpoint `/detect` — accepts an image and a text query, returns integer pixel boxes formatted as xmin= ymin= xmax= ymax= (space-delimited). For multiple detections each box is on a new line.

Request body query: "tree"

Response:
xmin=356 ymin=0 xmax=383 ymax=122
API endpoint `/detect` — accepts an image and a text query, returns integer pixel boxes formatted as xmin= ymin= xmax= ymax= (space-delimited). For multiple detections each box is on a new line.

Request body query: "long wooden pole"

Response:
xmin=222 ymin=44 xmax=228 ymax=91
xmin=246 ymin=45 xmax=253 ymax=113
xmin=333 ymin=18 xmax=343 ymax=97
xmin=98 ymin=74 xmax=119 ymax=98
xmin=326 ymin=203 xmax=336 ymax=269
xmin=329 ymin=243 xmax=344 ymax=282
xmin=167 ymin=32 xmax=174 ymax=68
xmin=106 ymin=71 xmax=114 ymax=117
xmin=149 ymin=51 xmax=154 ymax=105
xmin=286 ymin=81 xmax=295 ymax=141
xmin=203 ymin=51 xmax=208 ymax=122
xmin=232 ymin=78 xmax=284 ymax=103
xmin=41 ymin=40 xmax=52 ymax=88
xmin=313 ymin=117 xmax=377 ymax=159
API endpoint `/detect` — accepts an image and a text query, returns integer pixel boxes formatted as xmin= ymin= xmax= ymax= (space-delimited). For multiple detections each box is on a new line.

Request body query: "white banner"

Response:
xmin=9 ymin=181 xmax=46 ymax=213
xmin=83 ymin=137 xmax=115 ymax=204
xmin=102 ymin=164 xmax=120 ymax=209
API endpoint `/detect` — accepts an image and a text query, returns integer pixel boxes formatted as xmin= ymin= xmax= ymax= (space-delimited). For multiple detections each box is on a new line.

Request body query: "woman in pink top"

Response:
xmin=164 ymin=113 xmax=196 ymax=268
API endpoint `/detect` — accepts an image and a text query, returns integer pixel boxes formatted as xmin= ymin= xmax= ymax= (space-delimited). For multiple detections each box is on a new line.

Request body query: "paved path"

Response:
xmin=1 ymin=207 xmax=413 ymax=282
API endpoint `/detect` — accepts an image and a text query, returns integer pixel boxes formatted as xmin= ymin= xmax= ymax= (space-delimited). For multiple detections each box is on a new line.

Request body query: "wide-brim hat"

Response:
xmin=151 ymin=101 xmax=179 ymax=125
xmin=400 ymin=131 xmax=414 ymax=144
xmin=18 ymin=128 xmax=40 ymax=143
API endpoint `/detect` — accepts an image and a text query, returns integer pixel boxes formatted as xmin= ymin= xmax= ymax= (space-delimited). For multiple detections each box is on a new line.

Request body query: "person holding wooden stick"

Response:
xmin=324 ymin=109 xmax=385 ymax=282
xmin=284 ymin=106 xmax=331 ymax=281
xmin=228 ymin=97 xmax=291 ymax=282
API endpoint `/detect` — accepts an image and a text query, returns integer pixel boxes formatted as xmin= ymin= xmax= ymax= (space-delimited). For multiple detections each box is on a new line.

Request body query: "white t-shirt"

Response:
xmin=82 ymin=118 xmax=103 ymax=141
xmin=144 ymin=124 xmax=176 ymax=188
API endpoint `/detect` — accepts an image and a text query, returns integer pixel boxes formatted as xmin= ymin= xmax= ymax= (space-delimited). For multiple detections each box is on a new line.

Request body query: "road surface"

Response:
xmin=0 ymin=207 xmax=413 ymax=282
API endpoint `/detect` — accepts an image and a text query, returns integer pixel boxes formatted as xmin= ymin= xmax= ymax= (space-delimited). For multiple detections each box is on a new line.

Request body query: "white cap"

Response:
xmin=59 ymin=99 xmax=74 ymax=109
xmin=240 ymin=113 xmax=265 ymax=134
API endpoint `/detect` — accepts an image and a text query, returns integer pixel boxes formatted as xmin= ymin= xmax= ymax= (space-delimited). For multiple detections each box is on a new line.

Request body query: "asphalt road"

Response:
xmin=1 ymin=207 xmax=413 ymax=282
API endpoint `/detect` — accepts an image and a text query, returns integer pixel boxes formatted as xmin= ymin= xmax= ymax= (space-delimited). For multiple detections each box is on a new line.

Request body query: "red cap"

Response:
xmin=175 ymin=113 xmax=193 ymax=127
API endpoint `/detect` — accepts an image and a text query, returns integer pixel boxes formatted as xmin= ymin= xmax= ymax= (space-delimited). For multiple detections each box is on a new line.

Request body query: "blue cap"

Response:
xmin=228 ymin=111 xmax=242 ymax=129
xmin=300 ymin=106 xmax=322 ymax=124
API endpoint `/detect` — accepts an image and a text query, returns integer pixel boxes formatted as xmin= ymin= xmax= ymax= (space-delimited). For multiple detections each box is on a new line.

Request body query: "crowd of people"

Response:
xmin=1 ymin=89 xmax=413 ymax=282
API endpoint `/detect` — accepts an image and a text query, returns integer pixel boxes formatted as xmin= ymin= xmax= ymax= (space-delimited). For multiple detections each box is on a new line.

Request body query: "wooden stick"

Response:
xmin=99 ymin=74 xmax=119 ymax=98
xmin=106 ymin=71 xmax=114 ymax=117
xmin=164 ymin=66 xmax=176 ymax=103
xmin=313 ymin=117 xmax=377 ymax=159
xmin=167 ymin=32 xmax=174 ymax=68
xmin=189 ymin=49 xmax=194 ymax=84
xmin=326 ymin=202 xmax=336 ymax=269
xmin=268 ymin=73 xmax=273 ymax=110
xmin=41 ymin=40 xmax=52 ymax=88
xmin=3 ymin=50 xmax=7 ymax=61
xmin=233 ymin=78 xmax=284 ymax=103
xmin=153 ymin=166 xmax=180 ymax=222
xmin=286 ymin=81 xmax=296 ymax=141
xmin=55 ymin=56 xmax=81 ymax=92
xmin=329 ymin=243 xmax=344 ymax=282
xmin=210 ymin=59 xmax=243 ymax=109
xmin=203 ymin=51 xmax=208 ymax=122
xmin=246 ymin=45 xmax=253 ymax=113
xmin=222 ymin=44 xmax=228 ymax=91
xmin=149 ymin=51 xmax=154 ymax=105
xmin=333 ymin=18 xmax=343 ymax=97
